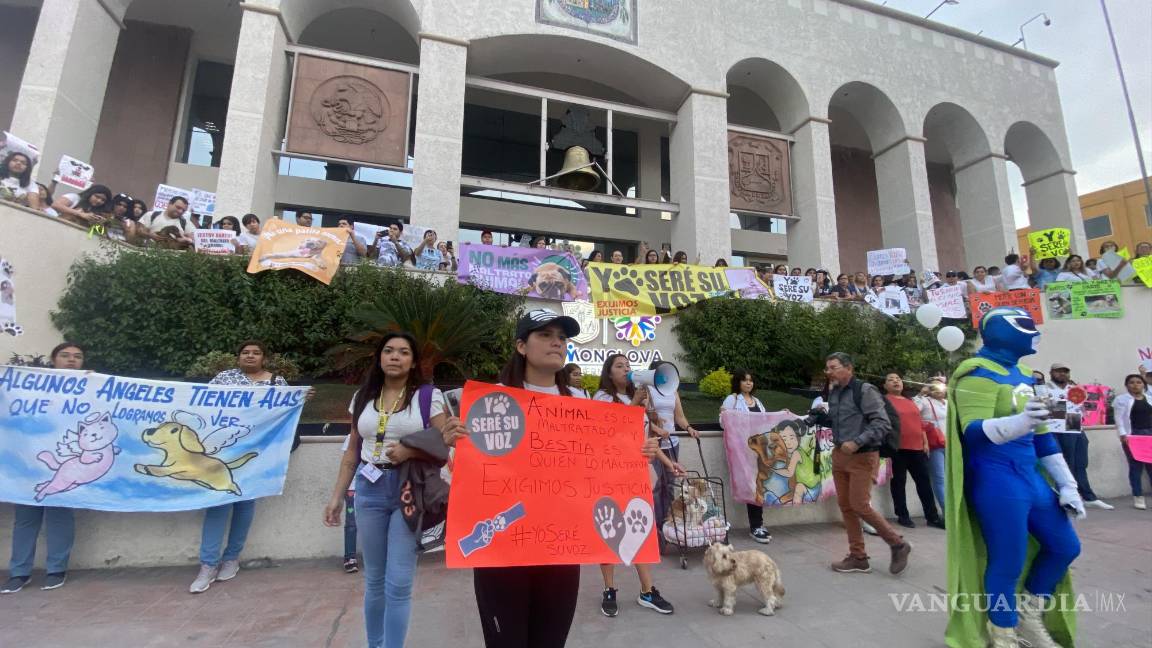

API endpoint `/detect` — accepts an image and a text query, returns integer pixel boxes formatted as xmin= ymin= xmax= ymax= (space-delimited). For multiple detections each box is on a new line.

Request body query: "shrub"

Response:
xmin=581 ymin=374 xmax=601 ymax=394
xmin=698 ymin=367 xmax=733 ymax=398
xmin=185 ymin=350 xmax=302 ymax=382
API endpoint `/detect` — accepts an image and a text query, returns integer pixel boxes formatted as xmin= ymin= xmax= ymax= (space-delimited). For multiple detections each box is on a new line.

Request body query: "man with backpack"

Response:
xmin=139 ymin=195 xmax=195 ymax=249
xmin=822 ymin=352 xmax=912 ymax=576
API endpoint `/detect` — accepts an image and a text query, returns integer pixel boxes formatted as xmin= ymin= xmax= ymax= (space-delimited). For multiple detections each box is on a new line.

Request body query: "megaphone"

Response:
xmin=628 ymin=364 xmax=680 ymax=396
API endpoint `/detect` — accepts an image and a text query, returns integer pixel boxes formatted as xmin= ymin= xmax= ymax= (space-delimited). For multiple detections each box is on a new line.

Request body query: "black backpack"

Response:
xmin=850 ymin=379 xmax=901 ymax=458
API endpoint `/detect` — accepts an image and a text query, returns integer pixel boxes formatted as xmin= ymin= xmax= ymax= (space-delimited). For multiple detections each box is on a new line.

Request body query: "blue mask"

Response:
xmin=978 ymin=307 xmax=1040 ymax=365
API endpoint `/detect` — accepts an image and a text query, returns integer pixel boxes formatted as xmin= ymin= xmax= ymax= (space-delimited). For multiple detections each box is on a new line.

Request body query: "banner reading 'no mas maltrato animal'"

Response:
xmin=0 ymin=367 xmax=307 ymax=512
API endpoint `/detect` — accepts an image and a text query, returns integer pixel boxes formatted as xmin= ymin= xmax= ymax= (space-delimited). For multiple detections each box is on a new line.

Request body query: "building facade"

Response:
xmin=1018 ymin=177 xmax=1152 ymax=257
xmin=2 ymin=0 xmax=1088 ymax=274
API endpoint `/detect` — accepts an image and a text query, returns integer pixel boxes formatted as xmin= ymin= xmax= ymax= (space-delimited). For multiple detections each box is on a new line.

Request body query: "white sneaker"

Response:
xmin=1085 ymin=499 xmax=1114 ymax=510
xmin=1134 ymin=496 xmax=1147 ymax=510
xmin=861 ymin=521 xmax=879 ymax=536
xmin=216 ymin=559 xmax=240 ymax=581
xmin=189 ymin=564 xmax=219 ymax=594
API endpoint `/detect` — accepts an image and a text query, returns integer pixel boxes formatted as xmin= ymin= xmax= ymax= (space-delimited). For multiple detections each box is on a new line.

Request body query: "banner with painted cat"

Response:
xmin=720 ymin=410 xmax=891 ymax=507
xmin=0 ymin=367 xmax=307 ymax=512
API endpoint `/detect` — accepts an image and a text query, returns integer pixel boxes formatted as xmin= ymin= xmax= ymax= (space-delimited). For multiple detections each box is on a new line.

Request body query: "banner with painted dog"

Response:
xmin=0 ymin=367 xmax=307 ymax=512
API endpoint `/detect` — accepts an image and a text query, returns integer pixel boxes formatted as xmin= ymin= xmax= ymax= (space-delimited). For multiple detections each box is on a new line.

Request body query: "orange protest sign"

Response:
xmin=445 ymin=382 xmax=658 ymax=569
xmin=968 ymin=289 xmax=1045 ymax=328
xmin=245 ymin=218 xmax=348 ymax=285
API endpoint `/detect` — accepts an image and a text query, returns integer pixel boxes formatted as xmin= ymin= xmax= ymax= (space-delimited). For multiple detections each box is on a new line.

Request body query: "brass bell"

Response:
xmin=554 ymin=146 xmax=600 ymax=192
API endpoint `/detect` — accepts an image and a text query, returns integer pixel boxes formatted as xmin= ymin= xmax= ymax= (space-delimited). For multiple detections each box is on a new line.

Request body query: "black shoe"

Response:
xmin=343 ymin=558 xmax=359 ymax=574
xmin=926 ymin=518 xmax=945 ymax=530
xmin=897 ymin=517 xmax=916 ymax=528
xmin=1 ymin=576 xmax=29 ymax=594
xmin=638 ymin=586 xmax=674 ymax=614
xmin=601 ymin=587 xmax=619 ymax=617
xmin=750 ymin=527 xmax=772 ymax=544
xmin=41 ymin=573 xmax=67 ymax=590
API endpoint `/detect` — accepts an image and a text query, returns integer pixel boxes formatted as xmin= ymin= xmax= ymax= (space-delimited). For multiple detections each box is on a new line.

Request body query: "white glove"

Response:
xmin=981 ymin=399 xmax=1049 ymax=444
xmin=1039 ymin=453 xmax=1086 ymax=519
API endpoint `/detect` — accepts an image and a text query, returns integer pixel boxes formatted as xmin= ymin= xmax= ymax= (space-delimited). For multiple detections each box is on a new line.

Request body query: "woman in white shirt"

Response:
xmin=915 ymin=380 xmax=948 ymax=511
xmin=966 ymin=266 xmax=1000 ymax=293
xmin=719 ymin=369 xmax=772 ymax=544
xmin=323 ymin=332 xmax=446 ymax=648
xmin=1113 ymin=373 xmax=1152 ymax=510
xmin=237 ymin=213 xmax=261 ymax=253
xmin=592 ymin=354 xmax=679 ymax=617
xmin=0 ymin=152 xmax=40 ymax=209
xmin=1056 ymin=255 xmax=1097 ymax=283
xmin=646 ymin=361 xmax=699 ymax=548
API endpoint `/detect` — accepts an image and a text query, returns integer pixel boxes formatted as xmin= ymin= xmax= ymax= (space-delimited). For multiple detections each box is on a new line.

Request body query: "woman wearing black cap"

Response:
xmin=441 ymin=308 xmax=657 ymax=648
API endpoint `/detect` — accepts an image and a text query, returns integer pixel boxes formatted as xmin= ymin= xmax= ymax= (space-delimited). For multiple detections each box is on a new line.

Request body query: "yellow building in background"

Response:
xmin=1017 ymin=177 xmax=1152 ymax=257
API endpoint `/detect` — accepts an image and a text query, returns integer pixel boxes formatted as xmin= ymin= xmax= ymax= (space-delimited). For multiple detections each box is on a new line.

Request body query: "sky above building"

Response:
xmin=873 ymin=0 xmax=1151 ymax=227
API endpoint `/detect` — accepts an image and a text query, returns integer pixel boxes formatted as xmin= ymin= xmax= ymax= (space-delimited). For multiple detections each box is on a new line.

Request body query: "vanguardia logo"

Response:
xmin=888 ymin=592 xmax=1126 ymax=614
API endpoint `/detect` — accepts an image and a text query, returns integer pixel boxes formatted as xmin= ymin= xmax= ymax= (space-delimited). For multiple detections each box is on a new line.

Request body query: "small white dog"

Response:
xmin=703 ymin=542 xmax=785 ymax=617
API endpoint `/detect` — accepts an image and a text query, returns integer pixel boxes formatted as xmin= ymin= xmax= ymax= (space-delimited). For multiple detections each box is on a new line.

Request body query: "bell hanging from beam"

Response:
xmin=555 ymin=145 xmax=600 ymax=192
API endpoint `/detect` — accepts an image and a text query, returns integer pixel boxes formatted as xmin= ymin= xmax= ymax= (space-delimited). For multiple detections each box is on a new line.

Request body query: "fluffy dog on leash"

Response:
xmin=703 ymin=542 xmax=785 ymax=616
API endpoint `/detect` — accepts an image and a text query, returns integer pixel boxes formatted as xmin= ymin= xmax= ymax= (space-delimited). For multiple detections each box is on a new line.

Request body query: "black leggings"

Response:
xmin=890 ymin=449 xmax=940 ymax=522
xmin=474 ymin=565 xmax=580 ymax=648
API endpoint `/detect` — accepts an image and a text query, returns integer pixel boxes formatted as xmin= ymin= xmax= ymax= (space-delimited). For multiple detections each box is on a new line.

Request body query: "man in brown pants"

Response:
xmin=822 ymin=352 xmax=912 ymax=574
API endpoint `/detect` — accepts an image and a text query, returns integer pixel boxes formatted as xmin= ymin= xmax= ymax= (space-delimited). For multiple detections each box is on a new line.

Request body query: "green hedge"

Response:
xmin=51 ymin=249 xmax=522 ymax=380
xmin=673 ymin=299 xmax=973 ymax=390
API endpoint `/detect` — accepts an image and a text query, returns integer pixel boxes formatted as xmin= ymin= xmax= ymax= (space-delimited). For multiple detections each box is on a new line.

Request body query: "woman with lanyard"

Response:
xmin=592 ymin=353 xmax=680 ymax=618
xmin=645 ymin=360 xmax=700 ymax=552
xmin=1056 ymin=254 xmax=1097 ymax=282
xmin=440 ymin=310 xmax=657 ymax=647
xmin=915 ymin=378 xmax=949 ymax=513
xmin=1113 ymin=373 xmax=1152 ymax=510
xmin=719 ymin=369 xmax=772 ymax=544
xmin=189 ymin=340 xmax=313 ymax=594
xmin=323 ymin=332 xmax=446 ymax=648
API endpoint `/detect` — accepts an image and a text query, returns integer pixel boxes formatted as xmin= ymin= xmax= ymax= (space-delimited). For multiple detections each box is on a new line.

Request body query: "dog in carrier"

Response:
xmin=703 ymin=542 xmax=785 ymax=617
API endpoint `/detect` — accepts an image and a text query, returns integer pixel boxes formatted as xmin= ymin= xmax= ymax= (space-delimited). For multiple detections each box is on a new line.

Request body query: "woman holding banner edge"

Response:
xmin=720 ymin=369 xmax=772 ymax=544
xmin=440 ymin=309 xmax=658 ymax=648
xmin=646 ymin=360 xmax=700 ymax=554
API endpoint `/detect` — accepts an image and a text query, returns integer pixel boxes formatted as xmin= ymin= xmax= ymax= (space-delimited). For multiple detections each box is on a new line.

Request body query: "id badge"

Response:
xmin=359 ymin=463 xmax=384 ymax=483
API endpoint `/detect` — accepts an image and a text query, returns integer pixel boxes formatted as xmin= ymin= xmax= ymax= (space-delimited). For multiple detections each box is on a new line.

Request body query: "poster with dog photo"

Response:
xmin=246 ymin=218 xmax=350 ymax=285
xmin=456 ymin=243 xmax=589 ymax=301
xmin=0 ymin=256 xmax=21 ymax=336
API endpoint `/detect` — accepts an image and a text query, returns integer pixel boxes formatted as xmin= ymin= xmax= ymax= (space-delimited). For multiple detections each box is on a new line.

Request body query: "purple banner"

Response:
xmin=456 ymin=243 xmax=590 ymax=301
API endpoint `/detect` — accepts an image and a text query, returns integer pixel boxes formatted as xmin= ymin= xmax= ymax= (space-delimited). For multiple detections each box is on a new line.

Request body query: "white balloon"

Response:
xmin=937 ymin=326 xmax=965 ymax=352
xmin=916 ymin=303 xmax=943 ymax=329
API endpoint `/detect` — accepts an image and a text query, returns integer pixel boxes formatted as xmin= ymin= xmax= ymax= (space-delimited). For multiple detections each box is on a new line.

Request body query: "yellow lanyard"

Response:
xmin=371 ymin=389 xmax=406 ymax=463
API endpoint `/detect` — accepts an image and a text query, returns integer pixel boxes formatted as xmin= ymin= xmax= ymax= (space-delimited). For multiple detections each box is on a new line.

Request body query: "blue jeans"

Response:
xmin=344 ymin=491 xmax=358 ymax=559
xmin=1055 ymin=433 xmax=1098 ymax=501
xmin=356 ymin=469 xmax=419 ymax=648
xmin=8 ymin=505 xmax=75 ymax=577
xmin=199 ymin=500 xmax=256 ymax=566
xmin=928 ymin=448 xmax=946 ymax=512
xmin=1123 ymin=429 xmax=1152 ymax=496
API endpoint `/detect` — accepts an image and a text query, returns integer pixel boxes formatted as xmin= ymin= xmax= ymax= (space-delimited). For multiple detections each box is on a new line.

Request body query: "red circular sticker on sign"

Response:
xmin=1067 ymin=386 xmax=1087 ymax=405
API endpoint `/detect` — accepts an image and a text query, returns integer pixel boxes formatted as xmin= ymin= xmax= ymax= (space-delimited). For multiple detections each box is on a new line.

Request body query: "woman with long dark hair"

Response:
xmin=441 ymin=309 xmax=657 ymax=647
xmin=720 ymin=369 xmax=771 ymax=543
xmin=53 ymin=184 xmax=112 ymax=227
xmin=323 ymin=332 xmax=446 ymax=648
xmin=0 ymin=152 xmax=39 ymax=209
xmin=216 ymin=215 xmax=243 ymax=254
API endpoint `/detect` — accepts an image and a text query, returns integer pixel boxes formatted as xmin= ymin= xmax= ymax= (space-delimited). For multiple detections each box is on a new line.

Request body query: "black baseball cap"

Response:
xmin=516 ymin=308 xmax=580 ymax=340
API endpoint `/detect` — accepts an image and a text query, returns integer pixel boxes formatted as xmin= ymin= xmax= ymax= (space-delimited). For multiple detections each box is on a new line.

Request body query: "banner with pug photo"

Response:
xmin=456 ymin=243 xmax=589 ymax=301
xmin=246 ymin=218 xmax=349 ymax=285
xmin=0 ymin=367 xmax=307 ymax=512
xmin=720 ymin=410 xmax=891 ymax=507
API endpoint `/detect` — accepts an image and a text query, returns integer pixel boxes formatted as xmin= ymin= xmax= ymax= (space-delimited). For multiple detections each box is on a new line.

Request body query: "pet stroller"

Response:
xmin=660 ymin=438 xmax=729 ymax=569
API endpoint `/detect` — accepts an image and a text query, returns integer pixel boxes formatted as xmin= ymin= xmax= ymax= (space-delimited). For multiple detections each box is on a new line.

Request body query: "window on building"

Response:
xmin=181 ymin=61 xmax=234 ymax=167
xmin=1083 ymin=214 xmax=1112 ymax=240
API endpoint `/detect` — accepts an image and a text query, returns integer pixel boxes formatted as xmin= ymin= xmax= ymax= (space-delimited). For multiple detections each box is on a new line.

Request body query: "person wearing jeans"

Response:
xmin=2 ymin=342 xmax=87 ymax=595
xmin=917 ymin=381 xmax=948 ymax=512
xmin=355 ymin=469 xmax=420 ymax=646
xmin=343 ymin=488 xmax=359 ymax=572
xmin=1114 ymin=373 xmax=1152 ymax=510
xmin=1041 ymin=363 xmax=1114 ymax=511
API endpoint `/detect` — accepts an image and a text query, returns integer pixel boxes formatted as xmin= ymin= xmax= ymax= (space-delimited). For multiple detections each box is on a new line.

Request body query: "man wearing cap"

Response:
xmin=1039 ymin=363 xmax=1114 ymax=510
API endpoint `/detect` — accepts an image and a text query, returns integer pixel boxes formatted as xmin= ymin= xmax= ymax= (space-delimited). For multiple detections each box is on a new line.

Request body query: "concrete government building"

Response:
xmin=1 ymin=0 xmax=1089 ymax=273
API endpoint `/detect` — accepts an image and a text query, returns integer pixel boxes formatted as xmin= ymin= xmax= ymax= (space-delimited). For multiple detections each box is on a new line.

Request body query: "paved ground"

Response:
xmin=2 ymin=501 xmax=1149 ymax=648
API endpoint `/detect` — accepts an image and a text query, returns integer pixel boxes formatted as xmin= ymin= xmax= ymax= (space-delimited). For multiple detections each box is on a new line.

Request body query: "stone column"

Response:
xmin=954 ymin=153 xmax=1017 ymax=267
xmin=214 ymin=4 xmax=289 ymax=219
xmin=409 ymin=34 xmax=468 ymax=243
xmin=873 ymin=137 xmax=940 ymax=272
xmin=788 ymin=118 xmax=840 ymax=273
xmin=669 ymin=90 xmax=730 ymax=265
xmin=10 ymin=0 xmax=125 ymax=184
xmin=1023 ymin=170 xmax=1087 ymax=254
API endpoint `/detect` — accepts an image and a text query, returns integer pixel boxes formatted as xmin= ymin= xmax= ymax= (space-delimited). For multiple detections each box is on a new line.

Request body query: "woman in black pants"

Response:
xmin=441 ymin=309 xmax=657 ymax=647
xmin=719 ymin=369 xmax=772 ymax=543
xmin=882 ymin=373 xmax=944 ymax=529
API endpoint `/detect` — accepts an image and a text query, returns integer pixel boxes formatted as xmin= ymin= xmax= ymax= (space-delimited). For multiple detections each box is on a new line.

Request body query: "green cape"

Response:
xmin=945 ymin=357 xmax=1076 ymax=648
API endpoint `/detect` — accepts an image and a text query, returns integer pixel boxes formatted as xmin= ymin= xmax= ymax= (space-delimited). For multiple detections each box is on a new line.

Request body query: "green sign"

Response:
xmin=1044 ymin=280 xmax=1123 ymax=320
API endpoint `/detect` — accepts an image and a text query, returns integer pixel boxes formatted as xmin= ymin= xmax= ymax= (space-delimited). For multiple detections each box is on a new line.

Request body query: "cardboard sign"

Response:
xmin=53 ymin=155 xmax=93 ymax=191
xmin=1139 ymin=347 xmax=1152 ymax=374
xmin=1028 ymin=228 xmax=1071 ymax=260
xmin=191 ymin=188 xmax=216 ymax=215
xmin=1044 ymin=280 xmax=1123 ymax=320
xmin=153 ymin=184 xmax=192 ymax=211
xmin=0 ymin=131 xmax=40 ymax=164
xmin=968 ymin=289 xmax=1045 ymax=327
xmin=1132 ymin=256 xmax=1152 ymax=288
xmin=587 ymin=262 xmax=769 ymax=317
xmin=772 ymin=275 xmax=813 ymax=302
xmin=457 ymin=243 xmax=589 ymax=301
xmin=445 ymin=382 xmax=657 ymax=568
xmin=1098 ymin=251 xmax=1136 ymax=282
xmin=865 ymin=285 xmax=910 ymax=316
xmin=246 ymin=218 xmax=349 ymax=285
xmin=866 ymin=248 xmax=910 ymax=276
xmin=193 ymin=229 xmax=237 ymax=256
xmin=927 ymin=284 xmax=967 ymax=318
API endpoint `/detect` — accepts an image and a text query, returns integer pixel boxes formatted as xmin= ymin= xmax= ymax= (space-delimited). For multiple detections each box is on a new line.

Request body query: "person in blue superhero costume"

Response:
xmin=945 ymin=307 xmax=1084 ymax=648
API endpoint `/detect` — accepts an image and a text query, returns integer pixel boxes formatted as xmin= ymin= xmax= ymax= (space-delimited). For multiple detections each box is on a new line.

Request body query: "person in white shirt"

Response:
xmin=52 ymin=184 xmax=112 ymax=228
xmin=719 ymin=369 xmax=771 ymax=544
xmin=0 ymin=151 xmax=39 ymax=209
xmin=1055 ymin=255 xmax=1097 ymax=283
xmin=1113 ymin=373 xmax=1152 ymax=509
xmin=237 ymin=213 xmax=261 ymax=253
xmin=139 ymin=196 xmax=195 ymax=248
xmin=914 ymin=379 xmax=948 ymax=510
xmin=966 ymin=266 xmax=1000 ymax=293
xmin=1038 ymin=362 xmax=1113 ymax=510
xmin=999 ymin=253 xmax=1031 ymax=290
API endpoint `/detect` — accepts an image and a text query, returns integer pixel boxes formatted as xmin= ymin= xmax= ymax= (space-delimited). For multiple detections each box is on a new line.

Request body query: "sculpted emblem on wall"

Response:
xmin=310 ymin=76 xmax=389 ymax=145
xmin=727 ymin=133 xmax=793 ymax=216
